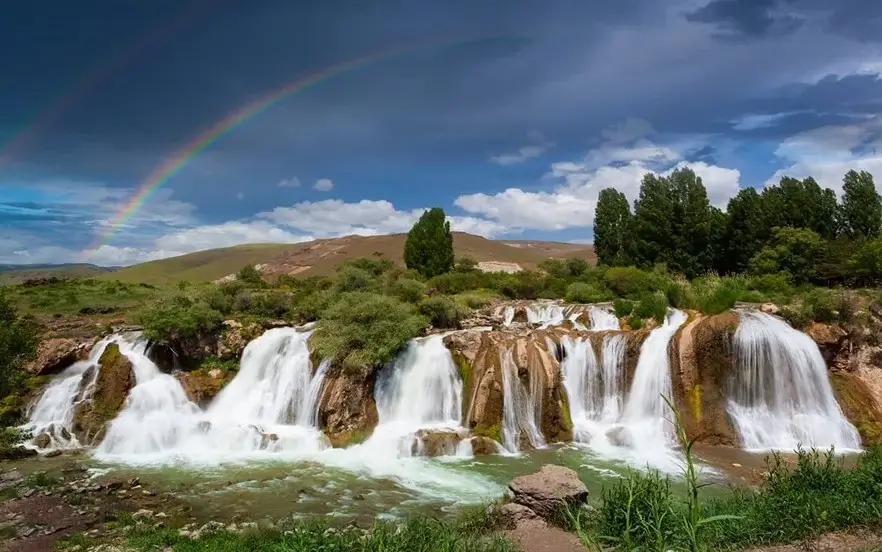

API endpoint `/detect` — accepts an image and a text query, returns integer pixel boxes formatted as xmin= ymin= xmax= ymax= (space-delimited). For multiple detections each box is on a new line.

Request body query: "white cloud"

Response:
xmin=456 ymin=119 xmax=741 ymax=231
xmin=277 ymin=176 xmax=301 ymax=188
xmin=730 ymin=112 xmax=803 ymax=131
xmin=766 ymin=114 xmax=882 ymax=194
xmin=313 ymin=178 xmax=334 ymax=192
xmin=490 ymin=132 xmax=554 ymax=166
xmin=260 ymin=199 xmax=510 ymax=238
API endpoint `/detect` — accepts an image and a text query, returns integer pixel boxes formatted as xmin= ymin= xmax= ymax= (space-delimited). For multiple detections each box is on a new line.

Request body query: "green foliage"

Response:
xmin=603 ymin=267 xmax=651 ymax=298
xmin=565 ymin=282 xmax=610 ymax=303
xmin=236 ymin=264 xmax=264 ymax=286
xmin=0 ymin=427 xmax=31 ymax=459
xmin=628 ymin=315 xmax=644 ymax=330
xmin=612 ymin=299 xmax=633 ymax=317
xmin=747 ymin=273 xmax=793 ymax=296
xmin=690 ymin=275 xmax=751 ymax=315
xmin=310 ymin=292 xmax=428 ymax=372
xmin=333 ymin=265 xmax=380 ymax=293
xmin=595 ymin=188 xmax=633 ymax=266
xmin=849 ymin=238 xmax=882 ymax=286
xmin=722 ymin=187 xmax=768 ymax=274
xmin=453 ymin=256 xmax=478 ymax=273
xmin=839 ymin=170 xmax=882 ymax=239
xmin=342 ymin=257 xmax=395 ymax=276
xmin=749 ymin=227 xmax=824 ymax=283
xmin=419 ymin=295 xmax=464 ymax=329
xmin=454 ymin=291 xmax=498 ymax=309
xmin=762 ymin=176 xmax=839 ymax=239
xmin=121 ymin=511 xmax=518 ymax=552
xmin=633 ymin=292 xmax=668 ymax=323
xmin=388 ymin=278 xmax=427 ymax=303
xmin=403 ymin=207 xmax=454 ymax=278
xmin=0 ymin=294 xmax=39 ymax=400
xmin=290 ymin=289 xmax=338 ymax=323
xmin=133 ymin=297 xmax=224 ymax=343
xmin=428 ymin=272 xmax=486 ymax=295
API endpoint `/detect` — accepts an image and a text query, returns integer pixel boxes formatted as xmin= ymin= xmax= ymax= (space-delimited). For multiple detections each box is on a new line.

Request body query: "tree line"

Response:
xmin=593 ymin=168 xmax=882 ymax=285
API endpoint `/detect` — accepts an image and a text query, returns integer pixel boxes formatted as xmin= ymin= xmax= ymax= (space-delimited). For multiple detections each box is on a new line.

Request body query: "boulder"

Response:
xmin=508 ymin=464 xmax=589 ymax=518
xmin=27 ymin=338 xmax=94 ymax=375
xmin=176 ymin=370 xmax=231 ymax=406
xmin=805 ymin=322 xmax=849 ymax=365
xmin=33 ymin=432 xmax=51 ymax=449
xmin=413 ymin=429 xmax=468 ymax=457
xmin=72 ymin=343 xmax=134 ymax=445
xmin=496 ymin=502 xmax=543 ymax=528
xmin=217 ymin=320 xmax=262 ymax=361
xmin=317 ymin=366 xmax=378 ymax=447
xmin=470 ymin=436 xmax=502 ymax=456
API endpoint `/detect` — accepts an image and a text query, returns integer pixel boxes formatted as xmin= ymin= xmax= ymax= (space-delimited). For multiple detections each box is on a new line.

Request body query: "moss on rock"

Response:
xmin=72 ymin=343 xmax=134 ymax=445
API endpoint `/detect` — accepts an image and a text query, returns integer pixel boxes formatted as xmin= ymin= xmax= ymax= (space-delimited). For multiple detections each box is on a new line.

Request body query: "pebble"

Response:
xmin=132 ymin=509 xmax=154 ymax=519
xmin=21 ymin=488 xmax=35 ymax=498
xmin=18 ymin=526 xmax=35 ymax=538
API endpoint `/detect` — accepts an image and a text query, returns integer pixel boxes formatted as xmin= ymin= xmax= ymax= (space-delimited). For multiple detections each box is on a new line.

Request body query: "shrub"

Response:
xmin=342 ymin=257 xmax=395 ymax=276
xmin=454 ymin=291 xmax=497 ymax=309
xmin=134 ymin=299 xmax=224 ymax=343
xmin=237 ymin=264 xmax=264 ymax=286
xmin=201 ymin=287 xmax=234 ymax=315
xmin=419 ymin=296 xmax=464 ymax=329
xmin=454 ymin=257 xmax=478 ymax=273
xmin=565 ymin=282 xmax=609 ymax=303
xmin=334 ymin=265 xmax=380 ymax=293
xmin=290 ymin=289 xmax=338 ymax=322
xmin=233 ymin=290 xmax=254 ymax=312
xmin=628 ymin=315 xmax=645 ymax=330
xmin=749 ymin=227 xmax=824 ymax=284
xmin=603 ymin=266 xmax=650 ymax=297
xmin=218 ymin=279 xmax=246 ymax=297
xmin=310 ymin=293 xmax=428 ymax=372
xmin=388 ymin=278 xmax=426 ymax=303
xmin=849 ymin=238 xmax=882 ymax=286
xmin=0 ymin=295 xmax=39 ymax=400
xmin=633 ymin=292 xmax=668 ymax=323
xmin=613 ymin=298 xmax=634 ymax=317
xmin=428 ymin=272 xmax=485 ymax=294
xmin=664 ymin=280 xmax=696 ymax=309
xmin=748 ymin=273 xmax=793 ymax=296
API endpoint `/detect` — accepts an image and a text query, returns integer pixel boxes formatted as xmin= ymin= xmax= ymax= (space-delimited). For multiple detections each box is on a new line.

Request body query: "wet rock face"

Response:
xmin=413 ymin=429 xmax=469 ymax=457
xmin=317 ymin=367 xmax=378 ymax=447
xmin=27 ymin=338 xmax=95 ymax=375
xmin=175 ymin=369 xmax=231 ymax=407
xmin=508 ymin=464 xmax=589 ymax=518
xmin=72 ymin=343 xmax=134 ymax=446
xmin=806 ymin=322 xmax=849 ymax=365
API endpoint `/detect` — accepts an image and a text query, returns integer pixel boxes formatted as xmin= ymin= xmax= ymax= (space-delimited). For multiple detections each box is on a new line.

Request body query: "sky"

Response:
xmin=1 ymin=0 xmax=881 ymax=267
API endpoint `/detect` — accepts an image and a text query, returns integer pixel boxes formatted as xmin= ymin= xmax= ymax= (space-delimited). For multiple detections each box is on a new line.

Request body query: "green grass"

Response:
xmin=100 ymin=243 xmax=300 ymax=285
xmin=560 ymin=396 xmax=882 ymax=551
xmin=114 ymin=510 xmax=517 ymax=552
xmin=3 ymin=277 xmax=169 ymax=316
xmin=0 ymin=263 xmax=115 ymax=285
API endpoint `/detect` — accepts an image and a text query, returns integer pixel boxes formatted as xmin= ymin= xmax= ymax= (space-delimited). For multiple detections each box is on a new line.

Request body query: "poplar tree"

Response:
xmin=403 ymin=208 xmax=454 ymax=278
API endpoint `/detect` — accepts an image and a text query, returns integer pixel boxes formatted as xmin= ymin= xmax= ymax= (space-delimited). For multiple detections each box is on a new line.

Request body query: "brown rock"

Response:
xmin=175 ymin=370 xmax=230 ymax=406
xmin=33 ymin=432 xmax=51 ymax=449
xmin=806 ymin=322 xmax=848 ymax=365
xmin=217 ymin=320 xmax=262 ymax=360
xmin=72 ymin=343 xmax=134 ymax=445
xmin=469 ymin=436 xmax=502 ymax=456
xmin=317 ymin=365 xmax=378 ymax=447
xmin=413 ymin=429 xmax=467 ymax=457
xmin=27 ymin=338 xmax=95 ymax=375
xmin=508 ymin=464 xmax=589 ymax=518
xmin=497 ymin=502 xmax=542 ymax=528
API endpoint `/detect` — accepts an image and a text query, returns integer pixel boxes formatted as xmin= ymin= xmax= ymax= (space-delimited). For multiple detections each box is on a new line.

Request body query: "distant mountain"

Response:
xmin=0 ymin=263 xmax=118 ymax=285
xmin=103 ymin=233 xmax=597 ymax=285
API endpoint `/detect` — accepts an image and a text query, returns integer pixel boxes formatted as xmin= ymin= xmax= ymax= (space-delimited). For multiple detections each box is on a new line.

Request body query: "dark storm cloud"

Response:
xmin=685 ymin=0 xmax=804 ymax=39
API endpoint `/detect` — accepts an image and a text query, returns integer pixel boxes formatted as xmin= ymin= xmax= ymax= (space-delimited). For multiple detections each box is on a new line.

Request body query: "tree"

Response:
xmin=839 ymin=170 xmax=881 ymax=239
xmin=404 ymin=208 xmax=454 ymax=278
xmin=849 ymin=238 xmax=882 ymax=286
xmin=594 ymin=188 xmax=633 ymax=266
xmin=722 ymin=187 xmax=768 ymax=273
xmin=0 ymin=295 xmax=39 ymax=401
xmin=748 ymin=227 xmax=824 ymax=283
xmin=762 ymin=176 xmax=838 ymax=238
xmin=631 ymin=173 xmax=675 ymax=268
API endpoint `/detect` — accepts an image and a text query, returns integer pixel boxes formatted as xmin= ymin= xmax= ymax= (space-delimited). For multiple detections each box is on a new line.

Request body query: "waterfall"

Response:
xmin=588 ymin=306 xmax=620 ymax=331
xmin=559 ymin=334 xmax=626 ymax=443
xmin=361 ymin=336 xmax=466 ymax=458
xmin=619 ymin=309 xmax=688 ymax=447
xmin=22 ymin=336 xmax=114 ymax=449
xmin=527 ymin=303 xmax=565 ymax=328
xmin=94 ymin=327 xmax=329 ymax=462
xmin=499 ymin=348 xmax=546 ymax=452
xmin=727 ymin=311 xmax=861 ymax=452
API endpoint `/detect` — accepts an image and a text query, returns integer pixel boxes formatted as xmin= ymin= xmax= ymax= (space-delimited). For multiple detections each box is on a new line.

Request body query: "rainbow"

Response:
xmin=85 ymin=36 xmax=521 ymax=257
xmin=0 ymin=1 xmax=208 ymax=164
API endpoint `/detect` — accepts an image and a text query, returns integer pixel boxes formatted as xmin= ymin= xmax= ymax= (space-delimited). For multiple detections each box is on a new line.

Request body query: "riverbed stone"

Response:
xmin=508 ymin=464 xmax=589 ymax=518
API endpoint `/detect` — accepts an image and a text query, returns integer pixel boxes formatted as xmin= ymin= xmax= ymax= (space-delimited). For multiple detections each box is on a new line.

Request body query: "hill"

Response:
xmin=0 ymin=263 xmax=117 ymax=285
xmin=103 ymin=233 xmax=596 ymax=284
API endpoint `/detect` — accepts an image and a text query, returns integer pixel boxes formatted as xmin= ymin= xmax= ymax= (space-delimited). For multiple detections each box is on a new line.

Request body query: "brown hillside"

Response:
xmin=258 ymin=232 xmax=561 ymax=279
xmin=501 ymin=240 xmax=596 ymax=263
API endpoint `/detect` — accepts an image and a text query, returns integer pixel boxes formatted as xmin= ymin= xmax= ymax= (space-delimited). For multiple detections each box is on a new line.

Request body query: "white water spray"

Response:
xmin=588 ymin=306 xmax=621 ymax=331
xmin=727 ymin=311 xmax=861 ymax=452
xmin=22 ymin=337 xmax=114 ymax=449
xmin=499 ymin=348 xmax=546 ymax=452
xmin=528 ymin=304 xmax=565 ymax=328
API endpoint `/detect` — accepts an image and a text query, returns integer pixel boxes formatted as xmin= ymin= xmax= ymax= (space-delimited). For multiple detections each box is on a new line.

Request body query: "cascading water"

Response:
xmin=559 ymin=334 xmax=625 ymax=442
xmin=362 ymin=336 xmax=465 ymax=457
xmin=588 ymin=306 xmax=620 ymax=331
xmin=618 ymin=309 xmax=688 ymax=447
xmin=499 ymin=348 xmax=546 ymax=452
xmin=727 ymin=311 xmax=861 ymax=451
xmin=95 ymin=327 xmax=329 ymax=462
xmin=528 ymin=304 xmax=565 ymax=328
xmin=22 ymin=336 xmax=114 ymax=449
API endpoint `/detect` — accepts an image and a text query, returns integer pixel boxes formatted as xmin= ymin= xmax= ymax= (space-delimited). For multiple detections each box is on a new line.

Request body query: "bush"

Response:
xmin=289 ymin=289 xmax=338 ymax=322
xmin=603 ymin=266 xmax=650 ymax=297
xmin=388 ymin=278 xmax=426 ymax=303
xmin=454 ymin=257 xmax=478 ymax=273
xmin=419 ymin=296 xmax=464 ymax=329
xmin=633 ymin=292 xmax=668 ymax=323
xmin=428 ymin=272 xmax=485 ymax=294
xmin=749 ymin=227 xmax=824 ymax=284
xmin=342 ymin=257 xmax=395 ymax=276
xmin=233 ymin=290 xmax=254 ymax=312
xmin=628 ymin=315 xmax=644 ymax=330
xmin=133 ymin=299 xmax=224 ymax=343
xmin=310 ymin=293 xmax=428 ymax=372
xmin=201 ymin=287 xmax=234 ymax=315
xmin=237 ymin=264 xmax=264 ymax=286
xmin=334 ymin=265 xmax=380 ymax=293
xmin=748 ymin=273 xmax=793 ymax=296
xmin=691 ymin=276 xmax=749 ymax=315
xmin=664 ymin=280 xmax=696 ymax=309
xmin=565 ymin=282 xmax=610 ymax=303
xmin=454 ymin=291 xmax=497 ymax=309
xmin=613 ymin=298 xmax=634 ymax=317
xmin=0 ymin=295 xmax=39 ymax=399
xmin=849 ymin=238 xmax=882 ymax=286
